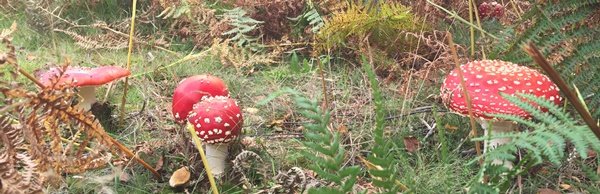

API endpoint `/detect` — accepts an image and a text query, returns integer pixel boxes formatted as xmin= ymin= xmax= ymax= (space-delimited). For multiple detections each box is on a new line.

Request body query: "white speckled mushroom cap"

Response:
xmin=440 ymin=60 xmax=562 ymax=119
xmin=186 ymin=96 xmax=243 ymax=144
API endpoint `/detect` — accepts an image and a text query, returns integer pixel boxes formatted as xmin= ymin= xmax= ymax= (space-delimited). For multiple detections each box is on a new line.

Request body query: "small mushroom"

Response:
xmin=172 ymin=74 xmax=229 ymax=123
xmin=441 ymin=60 xmax=562 ymax=168
xmin=169 ymin=166 xmax=191 ymax=188
xmin=187 ymin=96 xmax=243 ymax=176
xmin=37 ymin=66 xmax=131 ymax=111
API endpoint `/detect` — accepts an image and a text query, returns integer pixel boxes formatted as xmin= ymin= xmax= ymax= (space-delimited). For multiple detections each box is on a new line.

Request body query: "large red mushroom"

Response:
xmin=172 ymin=74 xmax=229 ymax=123
xmin=37 ymin=66 xmax=131 ymax=111
xmin=187 ymin=96 xmax=243 ymax=175
xmin=441 ymin=60 xmax=562 ymax=168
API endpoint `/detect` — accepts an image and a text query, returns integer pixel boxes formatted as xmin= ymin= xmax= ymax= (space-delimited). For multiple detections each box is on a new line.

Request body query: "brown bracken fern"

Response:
xmin=0 ymin=23 xmax=159 ymax=192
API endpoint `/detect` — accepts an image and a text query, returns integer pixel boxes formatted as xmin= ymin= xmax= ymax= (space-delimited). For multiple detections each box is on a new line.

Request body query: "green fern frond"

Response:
xmin=469 ymin=93 xmax=600 ymax=192
xmin=220 ymin=7 xmax=264 ymax=49
xmin=359 ymin=56 xmax=407 ymax=193
xmin=260 ymin=88 xmax=360 ymax=193
xmin=290 ymin=0 xmax=325 ymax=33
xmin=497 ymin=0 xmax=600 ymax=117
xmin=474 ymin=93 xmax=600 ymax=165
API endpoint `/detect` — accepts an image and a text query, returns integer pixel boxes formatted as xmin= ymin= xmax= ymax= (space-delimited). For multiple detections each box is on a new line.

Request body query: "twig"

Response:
xmin=119 ymin=0 xmax=138 ymax=126
xmin=186 ymin=124 xmax=220 ymax=194
xmin=131 ymin=48 xmax=212 ymax=78
xmin=523 ymin=43 xmax=600 ymax=140
xmin=446 ymin=32 xmax=483 ymax=162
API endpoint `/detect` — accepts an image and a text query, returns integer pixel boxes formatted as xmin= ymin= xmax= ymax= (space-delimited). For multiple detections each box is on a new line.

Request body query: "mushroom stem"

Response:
xmin=205 ymin=143 xmax=229 ymax=176
xmin=478 ymin=119 xmax=515 ymax=169
xmin=76 ymin=86 xmax=97 ymax=111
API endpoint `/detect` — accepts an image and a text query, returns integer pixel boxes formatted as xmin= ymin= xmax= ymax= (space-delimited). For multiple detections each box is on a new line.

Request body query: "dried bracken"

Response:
xmin=53 ymin=29 xmax=128 ymax=50
xmin=209 ymin=39 xmax=281 ymax=71
xmin=0 ymin=24 xmax=159 ymax=191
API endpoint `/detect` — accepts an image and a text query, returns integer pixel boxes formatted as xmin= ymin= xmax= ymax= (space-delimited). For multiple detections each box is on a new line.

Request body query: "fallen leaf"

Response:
xmin=119 ymin=170 xmax=130 ymax=183
xmin=444 ymin=124 xmax=458 ymax=133
xmin=155 ymin=155 xmax=164 ymax=171
xmin=559 ymin=183 xmax=571 ymax=190
xmin=587 ymin=149 xmax=597 ymax=158
xmin=26 ymin=54 xmax=36 ymax=61
xmin=403 ymin=136 xmax=420 ymax=153
xmin=336 ymin=124 xmax=348 ymax=135
xmin=537 ymin=188 xmax=560 ymax=194
xmin=244 ymin=107 xmax=259 ymax=114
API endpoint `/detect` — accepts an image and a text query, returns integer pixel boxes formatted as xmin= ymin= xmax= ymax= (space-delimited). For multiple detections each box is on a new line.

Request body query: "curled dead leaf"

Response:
xmin=403 ymin=136 xmax=420 ymax=153
xmin=444 ymin=124 xmax=458 ymax=133
xmin=537 ymin=188 xmax=560 ymax=194
xmin=559 ymin=183 xmax=571 ymax=190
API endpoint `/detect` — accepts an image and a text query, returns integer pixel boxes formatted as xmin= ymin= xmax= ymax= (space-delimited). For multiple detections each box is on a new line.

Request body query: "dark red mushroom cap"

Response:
xmin=172 ymin=74 xmax=229 ymax=123
xmin=187 ymin=96 xmax=243 ymax=144
xmin=38 ymin=66 xmax=131 ymax=87
xmin=440 ymin=60 xmax=562 ymax=119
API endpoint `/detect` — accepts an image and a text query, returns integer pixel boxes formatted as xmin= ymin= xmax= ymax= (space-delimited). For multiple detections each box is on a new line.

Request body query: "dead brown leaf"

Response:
xmin=155 ymin=155 xmax=164 ymax=171
xmin=537 ymin=188 xmax=560 ymax=194
xmin=119 ymin=170 xmax=130 ymax=183
xmin=559 ymin=183 xmax=572 ymax=190
xmin=403 ymin=136 xmax=420 ymax=153
xmin=444 ymin=124 xmax=458 ymax=133
xmin=336 ymin=124 xmax=348 ymax=135
xmin=25 ymin=54 xmax=36 ymax=61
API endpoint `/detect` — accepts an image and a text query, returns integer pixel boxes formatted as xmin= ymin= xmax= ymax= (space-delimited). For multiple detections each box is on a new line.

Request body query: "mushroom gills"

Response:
xmin=76 ymin=86 xmax=97 ymax=111
xmin=479 ymin=119 xmax=515 ymax=169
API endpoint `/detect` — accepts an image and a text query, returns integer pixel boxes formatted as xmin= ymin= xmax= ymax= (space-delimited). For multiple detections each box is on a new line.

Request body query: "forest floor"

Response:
xmin=1 ymin=2 xmax=598 ymax=193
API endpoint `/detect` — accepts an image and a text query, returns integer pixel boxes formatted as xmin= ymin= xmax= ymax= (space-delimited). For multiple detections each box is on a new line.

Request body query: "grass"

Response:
xmin=2 ymin=5 xmax=599 ymax=193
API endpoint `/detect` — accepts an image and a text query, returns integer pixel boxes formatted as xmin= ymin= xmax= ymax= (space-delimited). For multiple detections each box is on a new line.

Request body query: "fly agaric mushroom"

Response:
xmin=187 ymin=96 xmax=242 ymax=175
xmin=172 ymin=74 xmax=229 ymax=123
xmin=441 ymin=60 xmax=562 ymax=168
xmin=37 ymin=66 xmax=131 ymax=111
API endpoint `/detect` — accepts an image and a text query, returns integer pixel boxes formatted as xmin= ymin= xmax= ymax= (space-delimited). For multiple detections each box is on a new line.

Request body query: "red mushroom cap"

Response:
xmin=187 ymin=96 xmax=243 ymax=144
xmin=38 ymin=66 xmax=131 ymax=87
xmin=440 ymin=60 xmax=562 ymax=119
xmin=172 ymin=74 xmax=230 ymax=123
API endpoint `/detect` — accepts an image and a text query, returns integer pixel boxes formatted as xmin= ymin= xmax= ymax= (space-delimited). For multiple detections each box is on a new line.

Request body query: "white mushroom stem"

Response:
xmin=205 ymin=143 xmax=230 ymax=176
xmin=478 ymin=119 xmax=515 ymax=169
xmin=76 ymin=86 xmax=97 ymax=111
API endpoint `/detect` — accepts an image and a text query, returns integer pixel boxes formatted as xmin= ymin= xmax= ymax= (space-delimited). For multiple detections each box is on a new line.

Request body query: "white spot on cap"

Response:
xmin=215 ymin=117 xmax=222 ymax=123
xmin=476 ymin=75 xmax=483 ymax=79
xmin=225 ymin=131 xmax=231 ymax=136
xmin=196 ymin=123 xmax=201 ymax=128
xmin=204 ymin=118 xmax=210 ymax=123
xmin=224 ymin=123 xmax=230 ymax=127
xmin=498 ymin=86 xmax=506 ymax=91
xmin=513 ymin=81 xmax=520 ymax=85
